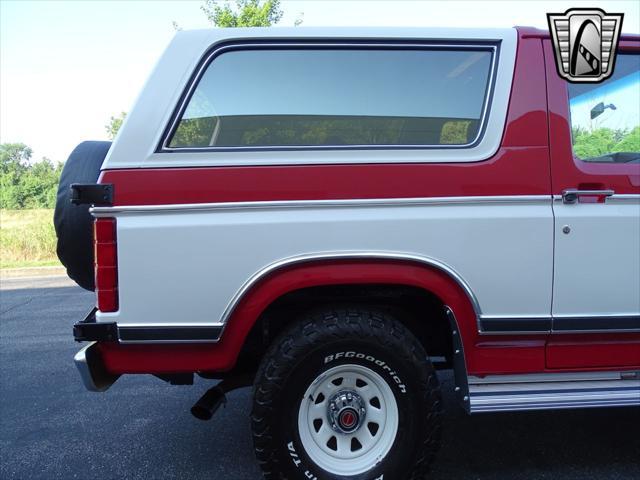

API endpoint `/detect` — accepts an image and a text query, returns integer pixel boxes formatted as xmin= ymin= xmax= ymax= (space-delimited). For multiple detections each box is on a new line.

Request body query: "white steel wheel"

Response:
xmin=297 ymin=363 xmax=399 ymax=476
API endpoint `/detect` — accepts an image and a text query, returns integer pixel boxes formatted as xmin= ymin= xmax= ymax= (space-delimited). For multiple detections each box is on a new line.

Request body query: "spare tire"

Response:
xmin=54 ymin=141 xmax=111 ymax=291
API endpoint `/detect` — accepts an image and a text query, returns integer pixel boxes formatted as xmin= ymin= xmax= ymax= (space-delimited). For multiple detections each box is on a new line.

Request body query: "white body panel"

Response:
xmin=96 ymin=197 xmax=553 ymax=326
xmin=552 ymin=196 xmax=640 ymax=317
xmin=102 ymin=27 xmax=517 ymax=170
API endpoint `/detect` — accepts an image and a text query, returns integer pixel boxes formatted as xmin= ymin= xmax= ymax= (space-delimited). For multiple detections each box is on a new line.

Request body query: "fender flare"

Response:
xmin=221 ymin=252 xmax=482 ymax=324
xmin=216 ymin=252 xmax=482 ymax=370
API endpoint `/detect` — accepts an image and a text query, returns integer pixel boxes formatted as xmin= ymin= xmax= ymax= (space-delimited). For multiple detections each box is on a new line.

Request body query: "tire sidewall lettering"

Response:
xmin=287 ymin=440 xmax=385 ymax=480
xmin=324 ymin=351 xmax=407 ymax=394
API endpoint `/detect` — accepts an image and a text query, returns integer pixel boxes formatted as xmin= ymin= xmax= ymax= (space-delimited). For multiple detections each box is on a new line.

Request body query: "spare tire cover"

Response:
xmin=54 ymin=141 xmax=112 ymax=291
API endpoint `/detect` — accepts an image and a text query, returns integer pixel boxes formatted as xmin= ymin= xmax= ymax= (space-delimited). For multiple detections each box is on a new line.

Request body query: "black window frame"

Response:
xmin=158 ymin=39 xmax=500 ymax=153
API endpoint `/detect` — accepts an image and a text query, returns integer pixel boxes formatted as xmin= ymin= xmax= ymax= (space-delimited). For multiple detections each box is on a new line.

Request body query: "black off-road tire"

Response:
xmin=54 ymin=141 xmax=111 ymax=291
xmin=251 ymin=306 xmax=442 ymax=480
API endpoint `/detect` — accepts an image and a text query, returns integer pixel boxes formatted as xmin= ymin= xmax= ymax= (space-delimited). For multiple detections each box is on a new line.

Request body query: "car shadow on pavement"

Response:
xmin=431 ymin=371 xmax=640 ymax=479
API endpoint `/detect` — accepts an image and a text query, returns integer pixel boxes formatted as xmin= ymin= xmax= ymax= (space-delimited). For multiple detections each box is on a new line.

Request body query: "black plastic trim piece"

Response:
xmin=73 ymin=308 xmax=118 ymax=342
xmin=480 ymin=317 xmax=552 ymax=333
xmin=445 ymin=306 xmax=471 ymax=413
xmin=553 ymin=315 xmax=640 ymax=332
xmin=118 ymin=326 xmax=223 ymax=342
xmin=70 ymin=183 xmax=113 ymax=206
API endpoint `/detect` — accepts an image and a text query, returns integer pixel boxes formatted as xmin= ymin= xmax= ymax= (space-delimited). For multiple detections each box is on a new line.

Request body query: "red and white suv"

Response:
xmin=54 ymin=26 xmax=640 ymax=480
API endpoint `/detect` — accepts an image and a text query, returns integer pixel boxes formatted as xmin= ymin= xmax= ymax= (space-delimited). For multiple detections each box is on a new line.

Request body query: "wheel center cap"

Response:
xmin=327 ymin=390 xmax=366 ymax=434
xmin=339 ymin=408 xmax=358 ymax=429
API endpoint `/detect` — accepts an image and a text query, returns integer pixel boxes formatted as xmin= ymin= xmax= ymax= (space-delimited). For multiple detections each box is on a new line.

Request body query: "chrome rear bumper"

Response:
xmin=74 ymin=342 xmax=120 ymax=392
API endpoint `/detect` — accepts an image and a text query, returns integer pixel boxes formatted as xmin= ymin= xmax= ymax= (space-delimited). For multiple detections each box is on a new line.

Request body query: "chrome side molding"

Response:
xmin=467 ymin=370 xmax=640 ymax=413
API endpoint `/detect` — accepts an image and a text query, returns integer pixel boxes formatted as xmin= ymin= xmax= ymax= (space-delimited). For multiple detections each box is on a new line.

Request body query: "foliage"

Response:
xmin=0 ymin=209 xmax=58 ymax=268
xmin=170 ymin=114 xmax=482 ymax=148
xmin=440 ymin=120 xmax=473 ymax=145
xmin=1 ymin=143 xmax=63 ymax=209
xmin=170 ymin=117 xmax=218 ymax=147
xmin=201 ymin=0 xmax=283 ymax=27
xmin=572 ymin=126 xmax=640 ymax=160
xmin=0 ymin=143 xmax=32 ymax=175
xmin=611 ymin=126 xmax=640 ymax=154
xmin=106 ymin=111 xmax=127 ymax=140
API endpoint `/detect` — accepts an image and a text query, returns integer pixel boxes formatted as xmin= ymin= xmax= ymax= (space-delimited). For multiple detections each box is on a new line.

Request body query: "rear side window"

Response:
xmin=165 ymin=46 xmax=495 ymax=149
xmin=569 ymin=53 xmax=640 ymax=164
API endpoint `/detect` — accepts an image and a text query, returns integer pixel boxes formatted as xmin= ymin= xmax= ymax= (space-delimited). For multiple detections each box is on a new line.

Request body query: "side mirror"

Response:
xmin=590 ymin=102 xmax=605 ymax=119
xmin=590 ymin=102 xmax=616 ymax=120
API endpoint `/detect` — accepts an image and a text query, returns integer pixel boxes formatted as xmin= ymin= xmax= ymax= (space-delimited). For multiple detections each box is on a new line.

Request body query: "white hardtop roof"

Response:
xmin=103 ymin=26 xmax=518 ymax=169
xmin=174 ymin=26 xmax=517 ymax=44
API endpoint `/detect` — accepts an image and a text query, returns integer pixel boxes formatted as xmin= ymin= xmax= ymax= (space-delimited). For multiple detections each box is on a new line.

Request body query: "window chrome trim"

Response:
xmin=159 ymin=41 xmax=498 ymax=153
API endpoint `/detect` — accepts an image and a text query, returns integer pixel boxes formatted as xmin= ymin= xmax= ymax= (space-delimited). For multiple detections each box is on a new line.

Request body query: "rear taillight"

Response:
xmin=94 ymin=218 xmax=118 ymax=312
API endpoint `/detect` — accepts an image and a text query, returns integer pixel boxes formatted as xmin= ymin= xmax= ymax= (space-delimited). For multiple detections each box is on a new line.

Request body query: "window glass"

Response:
xmin=569 ymin=53 xmax=640 ymax=163
xmin=167 ymin=47 xmax=493 ymax=149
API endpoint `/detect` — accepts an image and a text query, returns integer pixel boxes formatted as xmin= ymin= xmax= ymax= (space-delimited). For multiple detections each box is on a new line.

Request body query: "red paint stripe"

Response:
xmin=101 ymin=147 xmax=551 ymax=206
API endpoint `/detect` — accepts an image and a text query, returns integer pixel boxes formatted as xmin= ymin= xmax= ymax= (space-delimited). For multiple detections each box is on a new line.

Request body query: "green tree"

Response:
xmin=0 ymin=143 xmax=31 ymax=175
xmin=105 ymin=112 xmax=127 ymax=140
xmin=613 ymin=126 xmax=640 ymax=154
xmin=1 ymin=143 xmax=32 ymax=208
xmin=572 ymin=126 xmax=640 ymax=160
xmin=0 ymin=143 xmax=63 ymax=209
xmin=201 ymin=0 xmax=283 ymax=27
xmin=572 ymin=127 xmax=616 ymax=159
xmin=19 ymin=158 xmax=62 ymax=208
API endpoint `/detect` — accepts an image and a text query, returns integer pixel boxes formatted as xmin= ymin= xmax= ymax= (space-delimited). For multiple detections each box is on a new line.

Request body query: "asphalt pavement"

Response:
xmin=1 ymin=276 xmax=639 ymax=479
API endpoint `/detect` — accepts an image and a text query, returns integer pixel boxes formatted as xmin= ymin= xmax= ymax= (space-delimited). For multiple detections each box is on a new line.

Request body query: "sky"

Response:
xmin=1 ymin=0 xmax=639 ymax=163
xmin=570 ymin=72 xmax=640 ymax=131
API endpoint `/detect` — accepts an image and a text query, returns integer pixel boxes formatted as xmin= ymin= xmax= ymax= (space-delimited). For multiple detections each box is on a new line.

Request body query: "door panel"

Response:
xmin=544 ymin=40 xmax=640 ymax=368
xmin=552 ymin=199 xmax=640 ymax=317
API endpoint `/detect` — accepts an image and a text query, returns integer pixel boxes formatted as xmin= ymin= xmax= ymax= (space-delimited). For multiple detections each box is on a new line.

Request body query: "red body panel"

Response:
xmin=546 ymin=334 xmax=640 ymax=369
xmin=101 ymin=147 xmax=550 ymax=206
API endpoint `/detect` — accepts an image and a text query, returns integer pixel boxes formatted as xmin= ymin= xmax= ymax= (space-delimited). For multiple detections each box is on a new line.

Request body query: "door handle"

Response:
xmin=562 ymin=189 xmax=615 ymax=204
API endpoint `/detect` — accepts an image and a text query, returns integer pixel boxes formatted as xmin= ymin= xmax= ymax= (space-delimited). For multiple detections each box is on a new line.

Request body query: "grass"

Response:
xmin=0 ymin=209 xmax=60 ymax=269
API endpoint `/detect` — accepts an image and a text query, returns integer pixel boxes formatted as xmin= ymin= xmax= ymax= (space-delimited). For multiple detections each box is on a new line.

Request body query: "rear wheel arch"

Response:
xmin=221 ymin=254 xmax=480 ymax=372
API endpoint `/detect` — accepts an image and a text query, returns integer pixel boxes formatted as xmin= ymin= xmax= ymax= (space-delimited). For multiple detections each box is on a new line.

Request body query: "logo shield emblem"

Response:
xmin=547 ymin=8 xmax=623 ymax=83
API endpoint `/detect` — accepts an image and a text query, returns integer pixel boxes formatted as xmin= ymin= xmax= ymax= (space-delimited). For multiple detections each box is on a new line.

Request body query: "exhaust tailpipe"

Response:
xmin=191 ymin=385 xmax=226 ymax=421
xmin=190 ymin=374 xmax=254 ymax=421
